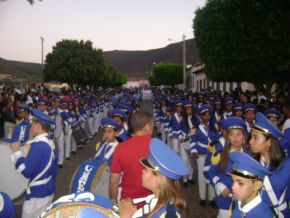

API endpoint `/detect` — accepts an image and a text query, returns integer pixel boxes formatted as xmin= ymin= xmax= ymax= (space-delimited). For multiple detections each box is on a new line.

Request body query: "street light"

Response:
xmin=40 ymin=36 xmax=44 ymax=64
xmin=168 ymin=35 xmax=186 ymax=89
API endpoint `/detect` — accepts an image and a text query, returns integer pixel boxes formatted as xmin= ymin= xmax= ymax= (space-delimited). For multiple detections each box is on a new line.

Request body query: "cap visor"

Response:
xmin=139 ymin=158 xmax=155 ymax=170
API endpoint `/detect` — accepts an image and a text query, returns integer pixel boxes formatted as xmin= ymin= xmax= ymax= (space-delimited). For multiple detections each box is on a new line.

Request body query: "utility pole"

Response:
xmin=40 ymin=36 xmax=44 ymax=64
xmin=182 ymin=34 xmax=186 ymax=89
xmin=168 ymin=35 xmax=186 ymax=89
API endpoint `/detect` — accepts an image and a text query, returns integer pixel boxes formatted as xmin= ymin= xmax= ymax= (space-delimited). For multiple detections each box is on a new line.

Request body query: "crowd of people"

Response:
xmin=0 ymin=84 xmax=289 ymax=218
xmin=152 ymin=87 xmax=290 ymax=217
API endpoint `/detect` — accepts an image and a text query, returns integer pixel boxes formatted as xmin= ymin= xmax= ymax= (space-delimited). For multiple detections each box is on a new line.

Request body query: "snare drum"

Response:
xmin=39 ymin=192 xmax=120 ymax=218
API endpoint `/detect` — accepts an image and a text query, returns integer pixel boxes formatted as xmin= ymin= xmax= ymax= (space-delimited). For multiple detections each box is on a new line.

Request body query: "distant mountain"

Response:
xmin=0 ymin=57 xmax=43 ymax=81
xmin=0 ymin=38 xmax=200 ymax=81
xmin=103 ymin=38 xmax=200 ymax=78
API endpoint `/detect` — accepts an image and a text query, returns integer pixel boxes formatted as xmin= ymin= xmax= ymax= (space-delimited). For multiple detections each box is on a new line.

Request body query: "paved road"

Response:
xmin=15 ymin=99 xmax=217 ymax=218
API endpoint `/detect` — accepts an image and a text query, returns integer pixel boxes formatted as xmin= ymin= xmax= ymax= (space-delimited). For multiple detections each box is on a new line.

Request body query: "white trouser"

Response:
xmin=217 ymin=209 xmax=229 ymax=218
xmin=166 ymin=134 xmax=172 ymax=148
xmin=160 ymin=123 xmax=167 ymax=142
xmin=4 ymin=121 xmax=16 ymax=138
xmin=71 ymin=135 xmax=77 ymax=152
xmin=56 ymin=131 xmax=64 ymax=165
xmin=171 ymin=137 xmax=179 ymax=154
xmin=88 ymin=117 xmax=95 ymax=135
xmin=197 ymin=155 xmax=215 ymax=200
xmin=92 ymin=112 xmax=99 ymax=134
xmin=64 ymin=127 xmax=72 ymax=158
xmin=22 ymin=194 xmax=54 ymax=218
xmin=87 ymin=117 xmax=94 ymax=137
xmin=180 ymin=142 xmax=194 ymax=182
xmin=157 ymin=122 xmax=161 ymax=133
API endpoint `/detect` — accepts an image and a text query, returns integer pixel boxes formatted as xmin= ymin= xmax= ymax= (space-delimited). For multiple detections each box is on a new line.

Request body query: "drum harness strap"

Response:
xmin=26 ymin=133 xmax=55 ymax=195
xmin=263 ymin=175 xmax=287 ymax=218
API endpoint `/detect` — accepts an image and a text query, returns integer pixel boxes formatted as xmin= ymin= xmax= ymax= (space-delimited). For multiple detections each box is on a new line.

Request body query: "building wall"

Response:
xmin=188 ymin=67 xmax=256 ymax=93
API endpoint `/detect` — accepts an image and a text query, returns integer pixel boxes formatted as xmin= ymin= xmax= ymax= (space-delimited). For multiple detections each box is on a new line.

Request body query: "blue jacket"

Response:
xmin=190 ymin=124 xmax=220 ymax=155
xmin=230 ymin=195 xmax=273 ymax=218
xmin=169 ymin=113 xmax=183 ymax=139
xmin=181 ymin=116 xmax=200 ymax=140
xmin=204 ymin=151 xmax=234 ymax=210
xmin=0 ymin=192 xmax=16 ymax=218
xmin=260 ymin=157 xmax=290 ymax=217
xmin=11 ymin=134 xmax=58 ymax=200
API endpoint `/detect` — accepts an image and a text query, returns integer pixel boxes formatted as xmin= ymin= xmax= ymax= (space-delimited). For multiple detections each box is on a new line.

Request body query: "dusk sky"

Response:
xmin=0 ymin=0 xmax=206 ymax=63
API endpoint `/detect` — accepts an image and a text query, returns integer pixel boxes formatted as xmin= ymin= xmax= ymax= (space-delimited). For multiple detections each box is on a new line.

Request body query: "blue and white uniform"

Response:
xmin=0 ymin=192 xmax=16 ymax=218
xmin=190 ymin=105 xmax=219 ymax=202
xmin=229 ymin=152 xmax=274 ymax=218
xmin=10 ymin=109 xmax=57 ymax=218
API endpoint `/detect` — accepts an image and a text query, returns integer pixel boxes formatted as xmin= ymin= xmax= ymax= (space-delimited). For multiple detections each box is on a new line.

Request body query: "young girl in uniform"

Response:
xmin=249 ymin=112 xmax=290 ymax=217
xmin=204 ymin=117 xmax=248 ymax=218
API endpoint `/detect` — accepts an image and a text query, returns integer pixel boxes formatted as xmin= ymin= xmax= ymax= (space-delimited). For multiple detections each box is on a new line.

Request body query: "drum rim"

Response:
xmin=41 ymin=202 xmax=112 ymax=217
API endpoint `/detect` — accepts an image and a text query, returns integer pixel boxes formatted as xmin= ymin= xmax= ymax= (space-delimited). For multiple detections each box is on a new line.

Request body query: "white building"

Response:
xmin=187 ymin=62 xmax=255 ymax=93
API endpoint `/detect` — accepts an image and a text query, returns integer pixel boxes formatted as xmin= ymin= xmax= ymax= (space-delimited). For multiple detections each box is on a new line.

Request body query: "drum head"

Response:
xmin=0 ymin=143 xmax=28 ymax=200
xmin=41 ymin=202 xmax=112 ymax=218
xmin=40 ymin=192 xmax=120 ymax=218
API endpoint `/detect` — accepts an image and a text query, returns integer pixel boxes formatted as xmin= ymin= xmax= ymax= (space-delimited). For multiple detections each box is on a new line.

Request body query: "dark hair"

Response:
xmin=129 ymin=110 xmax=153 ymax=133
xmin=219 ymin=129 xmax=248 ymax=172
xmin=34 ymin=120 xmax=51 ymax=132
xmin=251 ymin=132 xmax=285 ymax=171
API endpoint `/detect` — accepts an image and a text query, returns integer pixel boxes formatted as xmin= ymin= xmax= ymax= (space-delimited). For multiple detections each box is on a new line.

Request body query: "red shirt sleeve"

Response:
xmin=110 ymin=144 xmax=122 ymax=173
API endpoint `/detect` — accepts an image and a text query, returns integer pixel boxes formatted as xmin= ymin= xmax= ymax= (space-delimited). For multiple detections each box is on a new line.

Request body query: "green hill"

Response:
xmin=0 ymin=57 xmax=43 ymax=82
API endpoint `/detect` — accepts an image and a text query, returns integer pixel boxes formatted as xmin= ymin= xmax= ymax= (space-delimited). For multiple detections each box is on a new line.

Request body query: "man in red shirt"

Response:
xmin=110 ymin=110 xmax=154 ymax=203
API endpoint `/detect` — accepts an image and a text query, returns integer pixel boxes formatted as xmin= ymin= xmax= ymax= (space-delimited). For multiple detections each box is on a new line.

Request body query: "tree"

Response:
xmin=43 ymin=39 xmax=126 ymax=87
xmin=150 ymin=64 xmax=183 ymax=87
xmin=193 ymin=0 xmax=290 ymax=93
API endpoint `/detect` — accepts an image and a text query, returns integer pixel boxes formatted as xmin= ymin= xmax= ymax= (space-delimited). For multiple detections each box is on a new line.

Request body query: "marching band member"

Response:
xmin=68 ymin=99 xmax=77 ymax=154
xmin=232 ymin=102 xmax=243 ymax=118
xmin=37 ymin=98 xmax=49 ymax=115
xmin=118 ymin=102 xmax=133 ymax=134
xmin=157 ymin=99 xmax=168 ymax=142
xmin=243 ymin=103 xmax=256 ymax=133
xmin=0 ymin=192 xmax=16 ymax=218
xmin=119 ymin=138 xmax=189 ymax=218
xmin=108 ymin=108 xmax=129 ymax=142
xmin=264 ymin=108 xmax=281 ymax=127
xmin=212 ymin=97 xmax=222 ymax=130
xmin=51 ymin=96 xmax=64 ymax=168
xmin=169 ymin=100 xmax=183 ymax=154
xmin=9 ymin=109 xmax=57 ymax=218
xmin=61 ymin=98 xmax=73 ymax=160
xmin=222 ymin=97 xmax=233 ymax=120
xmin=1 ymin=104 xmax=32 ymax=144
xmin=180 ymin=100 xmax=199 ymax=186
xmin=190 ymin=104 xmax=219 ymax=207
xmin=250 ymin=112 xmax=290 ymax=217
xmin=95 ymin=117 xmax=120 ymax=165
xmin=281 ymin=101 xmax=290 ymax=156
xmin=228 ymin=152 xmax=274 ymax=218
xmin=204 ymin=117 xmax=248 ymax=218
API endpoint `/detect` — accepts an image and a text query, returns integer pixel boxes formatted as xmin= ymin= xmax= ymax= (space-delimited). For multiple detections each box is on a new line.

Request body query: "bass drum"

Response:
xmin=39 ymin=192 xmax=120 ymax=218
xmin=71 ymin=123 xmax=87 ymax=145
xmin=70 ymin=159 xmax=110 ymax=198
xmin=0 ymin=142 xmax=29 ymax=200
